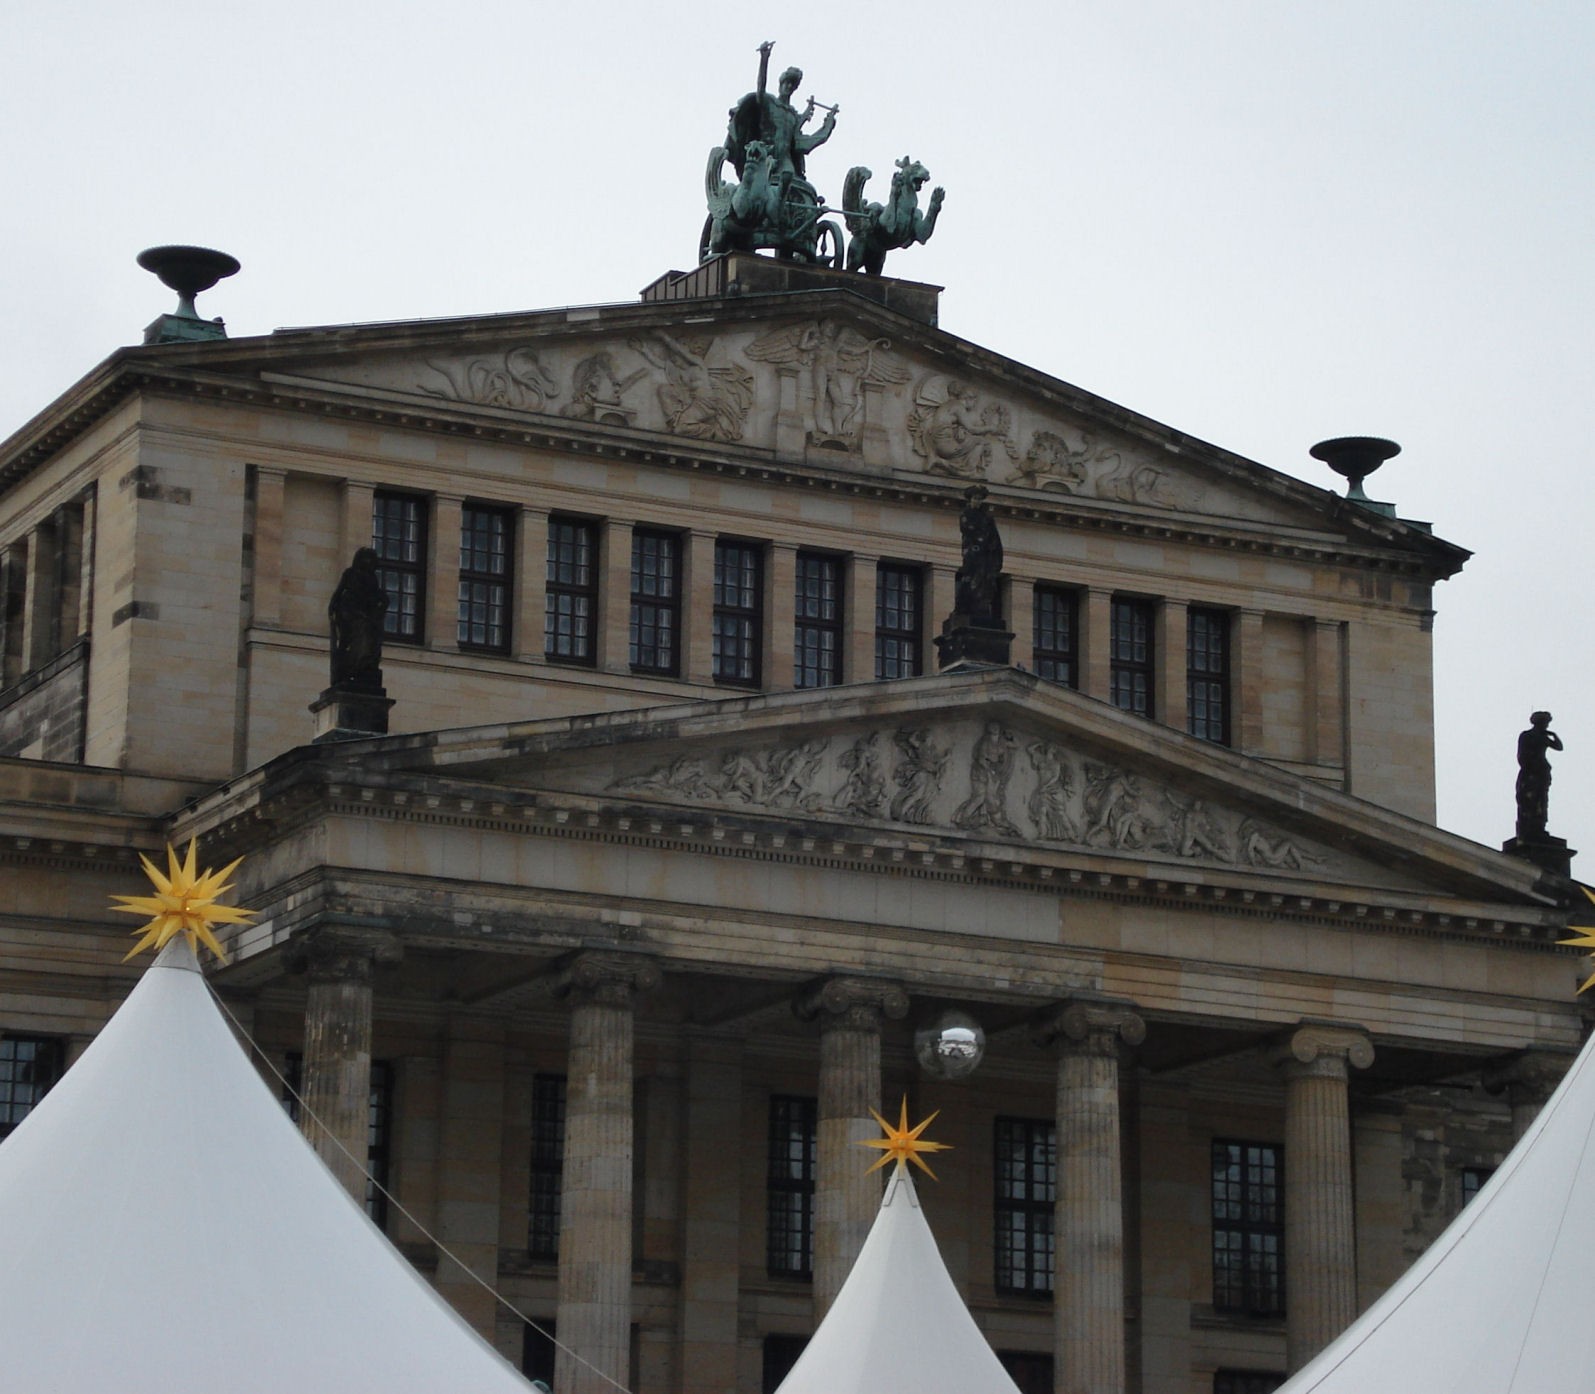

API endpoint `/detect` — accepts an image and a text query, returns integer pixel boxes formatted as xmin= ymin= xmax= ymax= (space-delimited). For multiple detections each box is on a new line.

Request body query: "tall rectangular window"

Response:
xmin=794 ymin=552 xmax=843 ymax=689
xmin=1460 ymin=1166 xmax=1494 ymax=1208
xmin=545 ymin=517 xmax=597 ymax=665
xmin=1110 ymin=596 xmax=1154 ymax=717
xmin=762 ymin=1336 xmax=809 ymax=1394
xmin=713 ymin=539 xmax=763 ymax=686
xmin=875 ymin=564 xmax=922 ymax=680
xmin=630 ymin=529 xmax=681 ymax=676
xmin=767 ymin=1094 xmax=817 ymax=1278
xmin=529 ymin=1073 xmax=567 ymax=1260
xmin=1214 ymin=1373 xmax=1283 ymax=1394
xmin=0 ymin=1034 xmax=64 ymax=1138
xmin=1212 ymin=1139 xmax=1284 ymax=1316
xmin=1032 ymin=585 xmax=1078 ymax=688
xmin=458 ymin=504 xmax=512 ymax=652
xmin=372 ymin=491 xmax=427 ymax=643
xmin=995 ymin=1117 xmax=1055 ymax=1296
xmin=998 ymin=1354 xmax=1056 ymax=1394
xmin=1188 ymin=607 xmax=1231 ymax=745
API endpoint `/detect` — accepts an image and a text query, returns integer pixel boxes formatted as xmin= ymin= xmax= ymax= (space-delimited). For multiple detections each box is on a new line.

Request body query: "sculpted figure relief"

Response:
xmin=953 ymin=722 xmax=1020 ymax=835
xmin=841 ymin=157 xmax=944 ymax=277
xmin=838 ymin=731 xmax=888 ymax=817
xmin=628 ymin=332 xmax=754 ymax=443
xmin=561 ymin=351 xmax=646 ymax=426
xmin=1026 ymin=741 xmax=1082 ymax=842
xmin=421 ymin=347 xmax=560 ymax=412
xmin=889 ymin=728 xmax=946 ymax=825
xmin=746 ymin=318 xmax=909 ymax=448
xmin=908 ymin=375 xmax=1019 ymax=479
xmin=953 ymin=484 xmax=1004 ymax=626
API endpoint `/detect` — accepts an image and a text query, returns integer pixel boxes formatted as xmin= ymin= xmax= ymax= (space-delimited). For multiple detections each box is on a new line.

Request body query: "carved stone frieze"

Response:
xmin=627 ymin=331 xmax=753 ymax=443
xmin=561 ymin=350 xmax=647 ymax=426
xmin=745 ymin=318 xmax=908 ymax=451
xmin=906 ymin=374 xmax=1019 ymax=478
xmin=420 ymin=348 xmax=561 ymax=411
xmin=603 ymin=720 xmax=1334 ymax=873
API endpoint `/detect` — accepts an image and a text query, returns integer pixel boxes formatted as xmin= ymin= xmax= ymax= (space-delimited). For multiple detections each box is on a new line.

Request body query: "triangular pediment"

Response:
xmin=24 ymin=287 xmax=1454 ymax=565
xmin=385 ymin=670 xmax=1546 ymax=908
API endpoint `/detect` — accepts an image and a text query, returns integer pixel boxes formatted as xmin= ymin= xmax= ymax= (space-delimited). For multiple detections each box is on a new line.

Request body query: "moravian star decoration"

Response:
xmin=110 ymin=839 xmax=254 ymax=963
xmin=860 ymin=1097 xmax=952 ymax=1179
xmin=1558 ymin=885 xmax=1595 ymax=994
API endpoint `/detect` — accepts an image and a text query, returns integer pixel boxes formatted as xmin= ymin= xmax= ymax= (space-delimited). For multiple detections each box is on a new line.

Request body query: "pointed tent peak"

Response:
xmin=776 ymin=1116 xmax=1018 ymax=1394
xmin=109 ymin=838 xmax=254 ymax=963
xmin=860 ymin=1097 xmax=950 ymax=1180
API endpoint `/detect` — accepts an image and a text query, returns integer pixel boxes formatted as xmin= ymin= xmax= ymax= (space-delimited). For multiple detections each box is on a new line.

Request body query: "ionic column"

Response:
xmin=550 ymin=952 xmax=660 ymax=1394
xmin=1033 ymin=999 xmax=1145 ymax=1394
xmin=295 ymin=930 xmax=401 ymax=1200
xmin=1483 ymin=1049 xmax=1573 ymax=1141
xmin=796 ymin=976 xmax=909 ymax=1317
xmin=1272 ymin=1023 xmax=1374 ymax=1372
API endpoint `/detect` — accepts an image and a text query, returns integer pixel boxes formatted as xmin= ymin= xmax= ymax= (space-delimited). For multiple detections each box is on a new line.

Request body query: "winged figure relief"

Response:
xmin=906 ymin=374 xmax=1020 ymax=480
xmin=746 ymin=319 xmax=909 ymax=448
xmin=628 ymin=332 xmax=754 ymax=443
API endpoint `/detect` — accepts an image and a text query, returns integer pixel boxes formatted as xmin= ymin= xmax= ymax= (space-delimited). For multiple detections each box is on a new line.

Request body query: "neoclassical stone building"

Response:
xmin=0 ymin=252 xmax=1581 ymax=1394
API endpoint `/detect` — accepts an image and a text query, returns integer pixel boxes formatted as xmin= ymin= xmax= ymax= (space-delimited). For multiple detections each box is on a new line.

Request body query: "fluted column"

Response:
xmin=1034 ymin=999 xmax=1145 ymax=1394
xmin=796 ymin=976 xmax=909 ymax=1316
xmin=1483 ymin=1049 xmax=1573 ymax=1141
xmin=1272 ymin=1023 xmax=1374 ymax=1372
xmin=551 ymin=953 xmax=660 ymax=1394
xmin=295 ymin=930 xmax=401 ymax=1200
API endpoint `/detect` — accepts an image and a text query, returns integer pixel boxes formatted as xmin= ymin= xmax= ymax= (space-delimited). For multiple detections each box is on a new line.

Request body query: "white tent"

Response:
xmin=775 ymin=1164 xmax=1022 ymax=1394
xmin=1278 ymin=1026 xmax=1595 ymax=1393
xmin=0 ymin=937 xmax=536 ymax=1394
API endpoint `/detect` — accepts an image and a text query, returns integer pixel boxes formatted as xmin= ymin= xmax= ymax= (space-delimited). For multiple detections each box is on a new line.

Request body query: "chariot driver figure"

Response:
xmin=725 ymin=43 xmax=838 ymax=188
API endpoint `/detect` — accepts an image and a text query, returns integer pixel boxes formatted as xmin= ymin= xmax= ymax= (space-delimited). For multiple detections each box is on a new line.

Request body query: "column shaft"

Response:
xmin=301 ymin=953 xmax=374 ymax=1200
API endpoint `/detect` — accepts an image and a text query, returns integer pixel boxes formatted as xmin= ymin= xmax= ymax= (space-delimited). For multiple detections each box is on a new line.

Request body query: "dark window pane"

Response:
xmin=1033 ymin=585 xmax=1078 ymax=688
xmin=529 ymin=1073 xmax=567 ymax=1260
xmin=794 ymin=552 xmax=843 ymax=689
xmin=995 ymin=1116 xmax=1055 ymax=1297
xmin=762 ymin=1335 xmax=809 ymax=1394
xmin=1188 ymin=607 xmax=1231 ymax=744
xmin=458 ymin=505 xmax=512 ymax=652
xmin=767 ymin=1095 xmax=817 ymax=1278
xmin=713 ymin=540 xmax=763 ymax=686
xmin=0 ymin=1034 xmax=64 ymax=1138
xmin=1212 ymin=1139 xmax=1285 ymax=1316
xmin=545 ymin=518 xmax=598 ymax=664
xmin=630 ymin=530 xmax=680 ymax=676
xmin=1110 ymin=597 xmax=1154 ymax=717
xmin=372 ymin=492 xmax=428 ymax=643
xmin=875 ymin=565 xmax=921 ymax=680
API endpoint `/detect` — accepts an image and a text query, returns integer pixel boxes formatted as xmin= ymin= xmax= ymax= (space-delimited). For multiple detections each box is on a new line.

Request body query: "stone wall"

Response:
xmin=0 ymin=640 xmax=88 ymax=761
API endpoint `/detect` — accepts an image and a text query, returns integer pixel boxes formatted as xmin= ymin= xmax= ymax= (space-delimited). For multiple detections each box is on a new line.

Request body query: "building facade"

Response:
xmin=0 ymin=252 xmax=1581 ymax=1394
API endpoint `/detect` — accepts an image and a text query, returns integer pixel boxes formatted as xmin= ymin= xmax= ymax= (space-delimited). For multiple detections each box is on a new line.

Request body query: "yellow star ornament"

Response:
xmin=110 ymin=839 xmax=255 ymax=963
xmin=859 ymin=1097 xmax=951 ymax=1180
xmin=1559 ymin=886 xmax=1595 ymax=994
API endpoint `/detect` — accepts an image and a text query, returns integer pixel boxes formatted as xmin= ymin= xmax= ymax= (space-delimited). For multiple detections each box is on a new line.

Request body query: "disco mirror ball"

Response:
xmin=914 ymin=1010 xmax=986 ymax=1080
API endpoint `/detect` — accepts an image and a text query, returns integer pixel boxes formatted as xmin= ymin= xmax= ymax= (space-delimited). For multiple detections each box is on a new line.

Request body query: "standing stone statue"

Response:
xmin=1515 ymin=710 xmax=1563 ymax=839
xmin=954 ymin=485 xmax=1003 ymax=626
xmin=328 ymin=547 xmax=389 ymax=690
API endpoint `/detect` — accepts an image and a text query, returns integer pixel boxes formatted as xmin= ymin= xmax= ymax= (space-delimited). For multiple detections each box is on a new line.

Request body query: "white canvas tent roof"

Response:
xmin=0 ymin=938 xmax=535 ymax=1394
xmin=1278 ymin=1025 xmax=1595 ymax=1393
xmin=775 ymin=1165 xmax=1021 ymax=1394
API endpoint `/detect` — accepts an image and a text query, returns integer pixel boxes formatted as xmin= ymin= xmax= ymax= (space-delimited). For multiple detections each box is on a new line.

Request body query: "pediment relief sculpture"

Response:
xmin=421 ymin=347 xmax=562 ymax=412
xmin=603 ymin=719 xmax=1330 ymax=873
xmin=746 ymin=318 xmax=909 ymax=451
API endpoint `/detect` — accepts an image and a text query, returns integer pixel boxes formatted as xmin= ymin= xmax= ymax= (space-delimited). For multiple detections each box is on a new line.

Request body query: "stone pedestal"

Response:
xmin=550 ymin=953 xmax=660 ymax=1394
xmin=1272 ymin=1023 xmax=1374 ymax=1372
xmin=310 ymin=682 xmax=394 ymax=742
xmin=796 ymin=976 xmax=909 ymax=1318
xmin=935 ymin=615 xmax=1014 ymax=669
xmin=294 ymin=930 xmax=401 ymax=1200
xmin=1501 ymin=833 xmax=1575 ymax=878
xmin=1034 ymin=999 xmax=1145 ymax=1394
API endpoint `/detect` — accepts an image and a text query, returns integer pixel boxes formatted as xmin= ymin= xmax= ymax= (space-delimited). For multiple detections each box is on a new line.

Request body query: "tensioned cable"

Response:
xmin=206 ymin=980 xmax=632 ymax=1394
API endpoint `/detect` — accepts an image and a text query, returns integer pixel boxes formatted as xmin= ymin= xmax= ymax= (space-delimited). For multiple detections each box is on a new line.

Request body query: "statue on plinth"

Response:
xmin=313 ymin=547 xmax=395 ymax=743
xmin=1504 ymin=710 xmax=1575 ymax=877
xmin=1515 ymin=710 xmax=1563 ymax=839
xmin=935 ymin=485 xmax=1012 ymax=669
xmin=328 ymin=547 xmax=389 ymax=690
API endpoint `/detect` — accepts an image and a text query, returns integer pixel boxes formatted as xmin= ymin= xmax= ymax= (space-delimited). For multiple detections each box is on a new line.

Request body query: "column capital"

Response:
xmin=288 ymin=927 xmax=402 ymax=982
xmin=795 ymin=975 xmax=909 ymax=1032
xmin=548 ymin=950 xmax=661 ymax=1008
xmin=1032 ymin=997 xmax=1146 ymax=1057
xmin=1271 ymin=1022 xmax=1374 ymax=1080
xmin=1482 ymin=1048 xmax=1574 ymax=1108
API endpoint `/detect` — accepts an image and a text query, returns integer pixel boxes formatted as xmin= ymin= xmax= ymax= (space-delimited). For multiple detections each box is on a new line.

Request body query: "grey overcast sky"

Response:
xmin=2 ymin=1 xmax=1591 ymax=857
